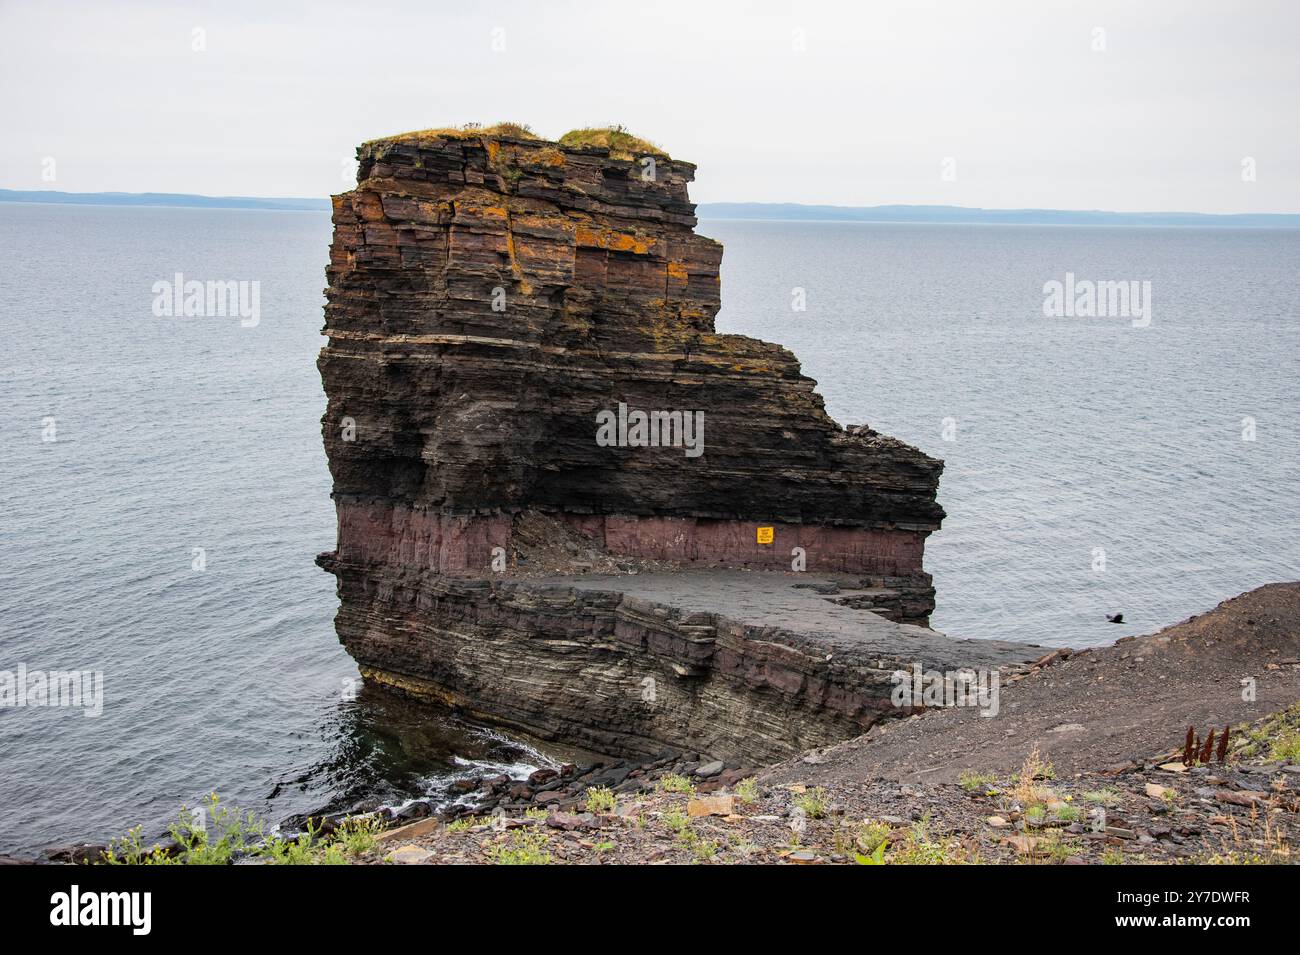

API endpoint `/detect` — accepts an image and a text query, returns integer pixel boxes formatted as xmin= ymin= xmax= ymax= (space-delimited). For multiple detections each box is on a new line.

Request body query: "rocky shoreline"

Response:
xmin=351 ymin=705 xmax=1300 ymax=866
xmin=14 ymin=582 xmax=1296 ymax=866
xmin=309 ymin=581 xmax=1300 ymax=866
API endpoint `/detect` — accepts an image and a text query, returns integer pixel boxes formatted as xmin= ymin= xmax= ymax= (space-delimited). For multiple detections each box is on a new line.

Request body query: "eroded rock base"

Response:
xmin=318 ymin=554 xmax=1041 ymax=765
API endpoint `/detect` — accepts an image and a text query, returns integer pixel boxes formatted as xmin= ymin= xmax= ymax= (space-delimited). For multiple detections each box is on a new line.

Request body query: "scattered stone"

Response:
xmin=499 ymin=817 xmax=540 ymax=830
xmin=545 ymin=812 xmax=591 ymax=831
xmin=687 ymin=795 xmax=735 ymax=817
xmin=41 ymin=844 xmax=107 ymax=866
xmin=385 ymin=844 xmax=433 ymax=864
xmin=1003 ymin=835 xmax=1041 ymax=854
xmin=1215 ymin=790 xmax=1268 ymax=808
xmin=375 ymin=817 xmax=440 ymax=843
xmin=395 ymin=800 xmax=432 ymax=820
xmin=694 ymin=760 xmax=725 ymax=779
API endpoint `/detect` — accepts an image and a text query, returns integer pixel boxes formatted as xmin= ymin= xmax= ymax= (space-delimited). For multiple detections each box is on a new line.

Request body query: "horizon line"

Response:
xmin=3 ymin=188 xmax=1298 ymax=225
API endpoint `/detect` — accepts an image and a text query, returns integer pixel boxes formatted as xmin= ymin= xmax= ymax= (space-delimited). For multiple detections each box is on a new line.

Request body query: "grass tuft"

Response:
xmin=367 ymin=122 xmax=541 ymax=146
xmin=1081 ymin=787 xmax=1122 ymax=807
xmin=794 ymin=787 xmax=830 ymax=820
xmin=102 ymin=794 xmax=385 ymax=866
xmin=487 ymin=829 xmax=552 ymax=865
xmin=558 ymin=125 xmax=669 ymax=160
xmin=658 ymin=773 xmax=695 ymax=795
xmin=958 ymin=770 xmax=997 ymax=792
xmin=584 ymin=786 xmax=617 ymax=814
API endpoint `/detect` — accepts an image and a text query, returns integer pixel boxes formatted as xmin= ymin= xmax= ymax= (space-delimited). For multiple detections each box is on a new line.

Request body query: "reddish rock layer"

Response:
xmin=333 ymin=504 xmax=925 ymax=578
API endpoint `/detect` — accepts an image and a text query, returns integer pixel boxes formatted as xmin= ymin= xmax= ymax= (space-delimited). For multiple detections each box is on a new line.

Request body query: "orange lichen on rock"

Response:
xmin=575 ymin=224 xmax=655 ymax=255
xmin=323 ymin=126 xmax=943 ymax=613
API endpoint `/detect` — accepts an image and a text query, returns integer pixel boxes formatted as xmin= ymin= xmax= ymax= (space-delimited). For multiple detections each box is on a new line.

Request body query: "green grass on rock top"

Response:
xmin=366 ymin=123 xmax=669 ymax=160
xmin=557 ymin=126 xmax=669 ymax=159
xmin=367 ymin=122 xmax=541 ymax=146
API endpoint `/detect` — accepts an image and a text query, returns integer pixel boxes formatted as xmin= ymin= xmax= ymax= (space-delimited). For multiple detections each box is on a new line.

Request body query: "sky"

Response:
xmin=1 ymin=0 xmax=1297 ymax=213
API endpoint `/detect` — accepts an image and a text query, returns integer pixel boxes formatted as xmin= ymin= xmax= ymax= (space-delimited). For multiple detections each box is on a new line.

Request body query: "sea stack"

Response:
xmin=316 ymin=126 xmax=1026 ymax=761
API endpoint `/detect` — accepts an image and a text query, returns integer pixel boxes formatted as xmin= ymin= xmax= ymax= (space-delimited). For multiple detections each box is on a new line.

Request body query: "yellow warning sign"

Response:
xmin=756 ymin=526 xmax=774 ymax=545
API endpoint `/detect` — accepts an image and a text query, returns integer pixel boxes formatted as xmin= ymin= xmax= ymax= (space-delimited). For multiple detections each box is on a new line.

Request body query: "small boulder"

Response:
xmin=385 ymin=844 xmax=433 ymax=864
xmin=1002 ymin=835 xmax=1041 ymax=854
xmin=43 ymin=843 xmax=108 ymax=865
xmin=396 ymin=800 xmax=432 ymax=820
xmin=545 ymin=812 xmax=591 ymax=831
xmin=687 ymin=795 xmax=735 ymax=817
xmin=376 ymin=817 xmax=439 ymax=842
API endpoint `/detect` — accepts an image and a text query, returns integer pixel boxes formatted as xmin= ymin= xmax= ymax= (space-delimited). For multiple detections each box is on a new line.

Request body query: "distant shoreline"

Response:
xmin=0 ymin=189 xmax=329 ymax=212
xmin=3 ymin=189 xmax=1299 ymax=227
xmin=698 ymin=202 xmax=1300 ymax=228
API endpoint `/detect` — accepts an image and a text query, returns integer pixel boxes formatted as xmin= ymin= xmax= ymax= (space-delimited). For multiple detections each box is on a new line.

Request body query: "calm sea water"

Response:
xmin=1 ymin=203 xmax=1297 ymax=853
xmin=705 ymin=218 xmax=1300 ymax=644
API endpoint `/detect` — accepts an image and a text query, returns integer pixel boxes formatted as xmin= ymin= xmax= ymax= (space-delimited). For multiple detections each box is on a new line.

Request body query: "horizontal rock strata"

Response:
xmin=318 ymin=128 xmax=969 ymax=761
xmin=316 ymin=561 xmax=1041 ymax=763
xmin=319 ymin=131 xmax=942 ymax=596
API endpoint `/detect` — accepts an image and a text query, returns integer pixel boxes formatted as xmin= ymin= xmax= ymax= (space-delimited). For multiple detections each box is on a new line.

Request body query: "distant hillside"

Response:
xmin=696 ymin=202 xmax=1300 ymax=228
xmin=0 ymin=189 xmax=330 ymax=211
xmin=3 ymin=190 xmax=1296 ymax=226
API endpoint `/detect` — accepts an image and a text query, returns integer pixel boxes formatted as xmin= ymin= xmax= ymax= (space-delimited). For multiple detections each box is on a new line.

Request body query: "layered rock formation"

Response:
xmin=337 ymin=570 xmax=1040 ymax=763
xmin=317 ymin=127 xmax=971 ymax=761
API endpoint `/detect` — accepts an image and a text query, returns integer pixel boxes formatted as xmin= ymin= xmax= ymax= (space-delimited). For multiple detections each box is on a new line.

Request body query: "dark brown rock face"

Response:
xmin=317 ymin=129 xmax=963 ymax=761
xmin=320 ymin=568 xmax=1039 ymax=763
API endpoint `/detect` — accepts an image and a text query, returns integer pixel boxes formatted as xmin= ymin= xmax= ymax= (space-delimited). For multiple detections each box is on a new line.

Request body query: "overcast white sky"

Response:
xmin=2 ymin=0 xmax=1296 ymax=212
